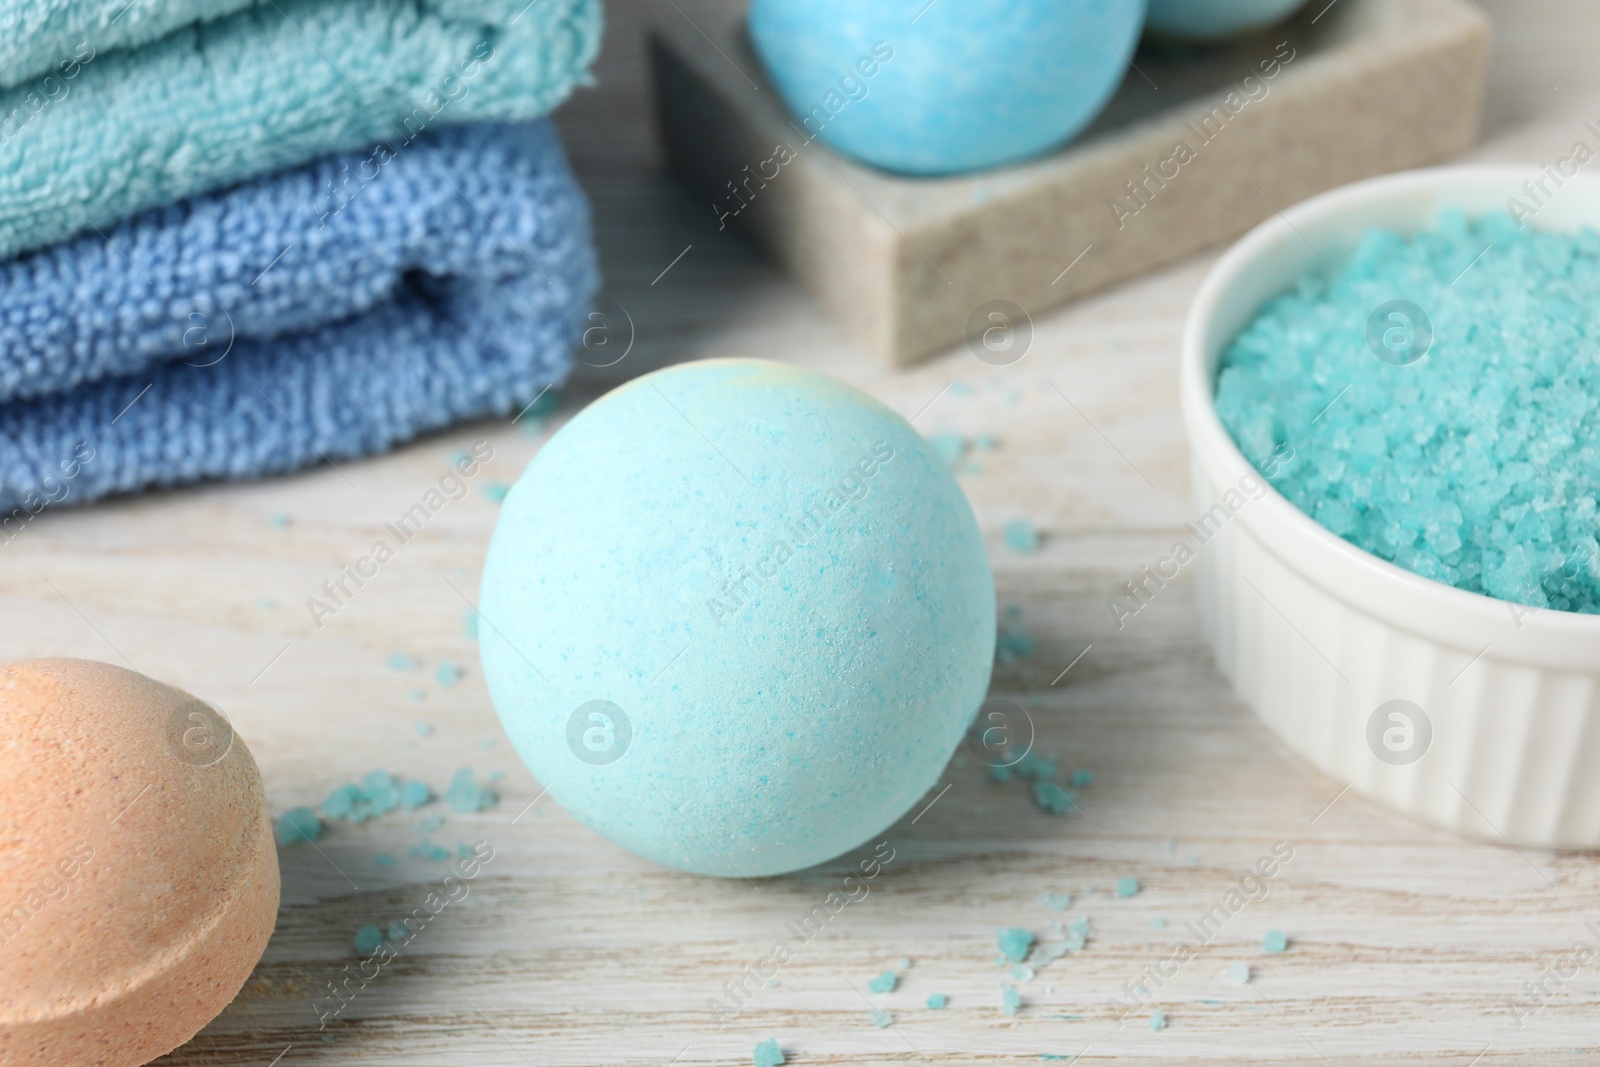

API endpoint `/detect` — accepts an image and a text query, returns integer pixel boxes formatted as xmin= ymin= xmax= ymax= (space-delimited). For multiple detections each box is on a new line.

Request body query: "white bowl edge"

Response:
xmin=1180 ymin=165 xmax=1600 ymax=849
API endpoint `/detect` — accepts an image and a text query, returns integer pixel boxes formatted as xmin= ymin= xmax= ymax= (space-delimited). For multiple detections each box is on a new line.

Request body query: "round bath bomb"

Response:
xmin=1146 ymin=0 xmax=1306 ymax=40
xmin=747 ymin=0 xmax=1147 ymax=176
xmin=480 ymin=360 xmax=994 ymax=876
xmin=0 ymin=659 xmax=279 ymax=1066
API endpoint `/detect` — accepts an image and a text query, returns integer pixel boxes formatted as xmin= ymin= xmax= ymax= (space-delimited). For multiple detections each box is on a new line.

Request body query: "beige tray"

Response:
xmin=650 ymin=0 xmax=1490 ymax=366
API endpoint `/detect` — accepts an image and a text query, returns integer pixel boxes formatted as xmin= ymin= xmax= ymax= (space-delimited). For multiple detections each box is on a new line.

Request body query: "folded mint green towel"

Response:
xmin=0 ymin=0 xmax=600 ymax=260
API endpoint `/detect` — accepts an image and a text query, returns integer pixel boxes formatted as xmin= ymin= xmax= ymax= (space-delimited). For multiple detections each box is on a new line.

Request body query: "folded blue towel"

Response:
xmin=0 ymin=0 xmax=601 ymax=260
xmin=0 ymin=120 xmax=597 ymax=514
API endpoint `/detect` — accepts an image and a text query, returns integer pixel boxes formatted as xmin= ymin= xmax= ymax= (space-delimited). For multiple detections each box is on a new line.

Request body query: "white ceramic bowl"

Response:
xmin=1181 ymin=166 xmax=1600 ymax=850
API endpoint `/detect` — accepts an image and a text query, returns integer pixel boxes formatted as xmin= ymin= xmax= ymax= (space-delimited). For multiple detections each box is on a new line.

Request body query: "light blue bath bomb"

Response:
xmin=1146 ymin=0 xmax=1307 ymax=40
xmin=479 ymin=360 xmax=995 ymax=876
xmin=748 ymin=0 xmax=1147 ymax=176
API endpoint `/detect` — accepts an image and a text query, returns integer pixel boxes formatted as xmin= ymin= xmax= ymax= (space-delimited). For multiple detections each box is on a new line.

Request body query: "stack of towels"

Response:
xmin=0 ymin=0 xmax=603 ymax=513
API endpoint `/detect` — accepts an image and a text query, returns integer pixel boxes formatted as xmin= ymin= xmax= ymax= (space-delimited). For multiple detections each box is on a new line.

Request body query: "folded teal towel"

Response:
xmin=0 ymin=0 xmax=600 ymax=260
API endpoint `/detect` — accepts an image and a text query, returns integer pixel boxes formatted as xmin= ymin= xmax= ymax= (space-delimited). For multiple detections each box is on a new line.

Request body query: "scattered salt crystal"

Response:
xmin=353 ymin=925 xmax=384 ymax=953
xmin=1003 ymin=518 xmax=1042 ymax=554
xmin=275 ymin=807 xmax=321 ymax=845
xmin=445 ymin=768 xmax=497 ymax=812
xmin=997 ymin=927 xmax=1035 ymax=963
xmin=927 ymin=431 xmax=967 ymax=467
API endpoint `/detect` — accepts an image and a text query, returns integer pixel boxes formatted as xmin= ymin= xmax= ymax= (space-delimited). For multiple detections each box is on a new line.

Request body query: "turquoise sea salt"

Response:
xmin=1040 ymin=891 xmax=1072 ymax=912
xmin=927 ymin=431 xmax=967 ymax=467
xmin=323 ymin=771 xmax=403 ymax=822
xmin=399 ymin=780 xmax=432 ymax=811
xmin=1215 ymin=211 xmax=1600 ymax=613
xmin=275 ymin=806 xmax=321 ymax=845
xmin=997 ymin=927 xmax=1035 ymax=963
xmin=1003 ymin=518 xmax=1042 ymax=554
xmin=445 ymin=768 xmax=498 ymax=812
xmin=1033 ymin=780 xmax=1075 ymax=814
xmin=1031 ymin=940 xmax=1073 ymax=966
xmin=353 ymin=924 xmax=384 ymax=953
xmin=995 ymin=604 xmax=1034 ymax=664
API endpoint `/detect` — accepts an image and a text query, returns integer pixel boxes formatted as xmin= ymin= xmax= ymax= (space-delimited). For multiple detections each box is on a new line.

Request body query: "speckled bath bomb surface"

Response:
xmin=479 ymin=360 xmax=995 ymax=876
xmin=0 ymin=659 xmax=279 ymax=1067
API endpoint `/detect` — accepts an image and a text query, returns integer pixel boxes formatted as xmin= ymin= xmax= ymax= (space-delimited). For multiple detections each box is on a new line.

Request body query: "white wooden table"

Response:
xmin=8 ymin=2 xmax=1600 ymax=1063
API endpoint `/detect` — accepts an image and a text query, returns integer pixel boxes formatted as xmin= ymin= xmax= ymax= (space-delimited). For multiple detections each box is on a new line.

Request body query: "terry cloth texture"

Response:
xmin=0 ymin=0 xmax=601 ymax=260
xmin=0 ymin=120 xmax=598 ymax=513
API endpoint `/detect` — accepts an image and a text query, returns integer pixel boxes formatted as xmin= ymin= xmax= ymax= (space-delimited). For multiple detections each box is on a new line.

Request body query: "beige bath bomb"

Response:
xmin=0 ymin=659 xmax=280 ymax=1066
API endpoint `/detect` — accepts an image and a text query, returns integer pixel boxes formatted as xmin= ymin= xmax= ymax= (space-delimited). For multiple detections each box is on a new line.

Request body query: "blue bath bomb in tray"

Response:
xmin=748 ymin=0 xmax=1148 ymax=176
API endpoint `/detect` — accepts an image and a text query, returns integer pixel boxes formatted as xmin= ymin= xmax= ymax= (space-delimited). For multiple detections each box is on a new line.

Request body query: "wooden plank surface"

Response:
xmin=7 ymin=1 xmax=1600 ymax=1063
